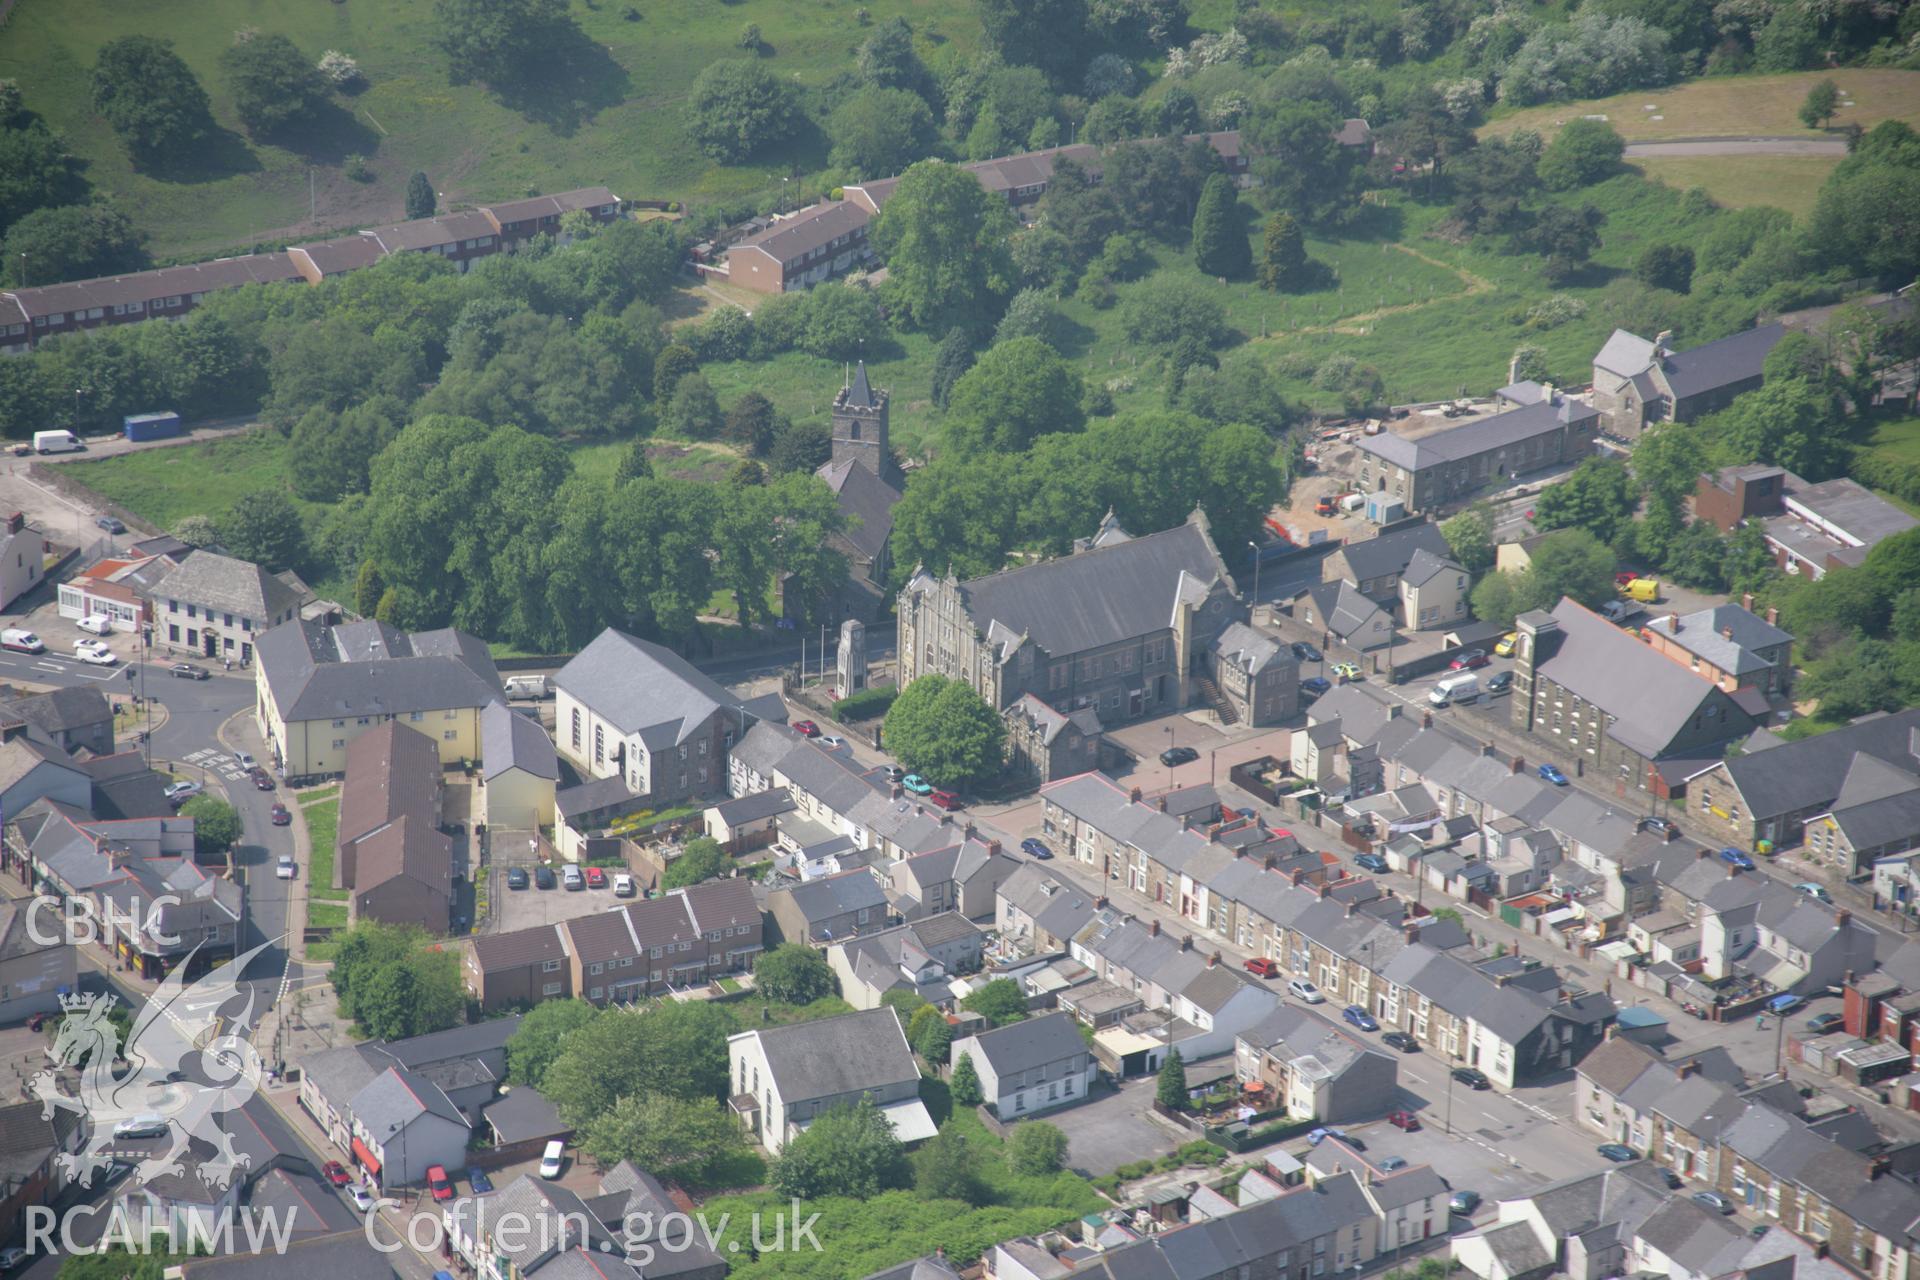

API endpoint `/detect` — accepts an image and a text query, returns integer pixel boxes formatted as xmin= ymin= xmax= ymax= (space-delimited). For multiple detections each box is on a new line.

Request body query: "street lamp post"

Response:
xmin=1247 ymin=540 xmax=1262 ymax=622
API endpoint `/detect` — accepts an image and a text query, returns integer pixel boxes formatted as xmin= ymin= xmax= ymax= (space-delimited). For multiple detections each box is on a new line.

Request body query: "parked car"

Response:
xmin=170 ymin=662 xmax=209 ymax=680
xmin=929 ymin=788 xmax=963 ymax=811
xmin=1449 ymin=650 xmax=1488 ymax=671
xmin=1795 ymin=882 xmax=1832 ymax=903
xmin=1661 ymin=1169 xmax=1685 ymax=1189
xmin=1342 ymin=1004 xmax=1379 ymax=1031
xmin=1538 ymin=763 xmax=1568 ymax=786
xmin=1719 ymin=847 xmax=1756 ymax=871
xmin=819 ymin=734 xmax=847 ymax=750
xmin=466 ymin=1167 xmax=494 ymax=1194
xmin=1300 ymin=676 xmax=1332 ymax=697
xmin=78 ymin=614 xmax=115 ymax=635
xmin=1378 ymin=1156 xmax=1409 ymax=1171
xmin=274 ymin=854 xmax=296 ymax=879
xmin=1159 ymin=745 xmax=1199 ymax=767
xmin=612 ymin=873 xmax=636 ymax=897
xmin=1485 ymin=671 xmax=1514 ymax=695
xmin=882 ymin=765 xmax=905 ymax=783
xmin=534 ymin=865 xmax=556 ymax=890
xmin=1291 ymin=641 xmax=1323 ymax=663
xmin=1021 ymin=838 xmax=1054 ymax=860
xmin=426 ymin=1165 xmax=453 ymax=1202
xmin=164 ymin=780 xmax=202 ymax=804
xmin=1449 ymin=1190 xmax=1481 ymax=1215
xmin=233 ymin=751 xmax=256 ymax=769
xmin=250 ymin=766 xmax=275 ymax=791
xmin=1287 ymin=978 xmax=1326 ymax=1004
xmin=1354 ymin=852 xmax=1389 ymax=874
xmin=1493 ymin=632 xmax=1518 ymax=657
xmin=1306 ymin=1127 xmax=1350 ymax=1147
xmin=1806 ymin=1012 xmax=1845 ymax=1034
xmin=1244 ymin=957 xmax=1281 ymax=978
xmin=562 ymin=864 xmax=584 ymax=890
xmin=1692 ymin=1191 xmax=1735 ymax=1215
xmin=902 ymin=774 xmax=933 ymax=795
xmin=1331 ymin=661 xmax=1361 ymax=682
xmin=73 ymin=639 xmax=115 ymax=665
xmin=791 ymin=720 xmax=820 ymax=738
xmin=585 ymin=866 xmax=607 ymax=889
xmin=347 ymin=1184 xmax=375 ymax=1211
xmin=94 ymin=516 xmax=125 ymax=534
xmin=1387 ymin=1110 xmax=1421 ymax=1131
xmin=322 ymin=1161 xmax=352 ymax=1187
xmin=1452 ymin=1067 xmax=1491 ymax=1090
xmin=1636 ymin=815 xmax=1676 ymax=836
xmin=270 ymin=803 xmax=291 ymax=826
xmin=1596 ymin=1143 xmax=1638 ymax=1162
xmin=506 ymin=867 xmax=530 ymax=890
xmin=539 ymin=1140 xmax=566 ymax=1179
xmin=1766 ymin=992 xmax=1805 ymax=1015
xmin=1382 ymin=1031 xmax=1420 ymax=1053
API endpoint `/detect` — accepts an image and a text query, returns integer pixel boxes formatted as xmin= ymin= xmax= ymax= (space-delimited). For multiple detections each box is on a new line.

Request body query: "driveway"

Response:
xmin=1048 ymin=1074 xmax=1186 ymax=1176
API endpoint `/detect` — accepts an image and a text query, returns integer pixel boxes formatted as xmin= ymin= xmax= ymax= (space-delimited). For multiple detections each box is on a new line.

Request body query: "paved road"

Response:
xmin=1623 ymin=136 xmax=1849 ymax=158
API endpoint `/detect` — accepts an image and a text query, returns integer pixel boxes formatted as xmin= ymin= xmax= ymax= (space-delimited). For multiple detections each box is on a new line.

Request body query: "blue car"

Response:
xmin=1766 ymin=993 xmax=1804 ymax=1015
xmin=1354 ymin=852 xmax=1389 ymax=874
xmin=1719 ymin=847 xmax=1756 ymax=871
xmin=1301 ymin=676 xmax=1332 ymax=697
xmin=1538 ymin=763 xmax=1568 ymax=786
xmin=466 ymin=1167 xmax=493 ymax=1194
xmin=1342 ymin=1004 xmax=1379 ymax=1031
xmin=1021 ymin=838 xmax=1054 ymax=860
xmin=902 ymin=774 xmax=933 ymax=795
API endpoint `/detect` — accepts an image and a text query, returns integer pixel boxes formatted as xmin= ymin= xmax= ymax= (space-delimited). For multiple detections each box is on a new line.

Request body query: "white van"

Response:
xmin=539 ymin=1140 xmax=565 ymax=1179
xmin=1 ymin=628 xmax=44 ymax=653
xmin=33 ymin=430 xmax=82 ymax=455
xmin=503 ymin=674 xmax=552 ymax=699
xmin=1430 ymin=673 xmax=1481 ymax=706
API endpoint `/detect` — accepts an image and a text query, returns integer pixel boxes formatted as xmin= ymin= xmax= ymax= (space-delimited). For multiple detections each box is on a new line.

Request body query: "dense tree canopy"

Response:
xmin=883 ymin=674 xmax=1006 ymax=787
xmin=772 ymin=1096 xmax=910 ymax=1199
xmin=3 ymin=203 xmax=144 ymax=287
xmin=222 ymin=34 xmax=329 ymax=138
xmin=432 ymin=0 xmax=576 ymax=86
xmin=872 ymin=161 xmax=1017 ymax=334
xmin=685 ymin=60 xmax=801 ymax=163
xmin=89 ymin=37 xmax=211 ymax=164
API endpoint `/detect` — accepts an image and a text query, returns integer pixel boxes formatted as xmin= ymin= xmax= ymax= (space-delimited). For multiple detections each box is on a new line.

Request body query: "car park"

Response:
xmin=902 ymin=774 xmax=933 ymax=794
xmin=562 ymin=864 xmax=584 ymax=890
xmin=427 ymin=1165 xmax=453 ymax=1202
xmin=1287 ymin=978 xmax=1326 ymax=1003
xmin=1449 ymin=650 xmax=1488 ymax=670
xmin=1719 ymin=847 xmax=1756 ymax=871
xmin=1342 ymin=1004 xmax=1379 ymax=1031
xmin=1291 ymin=641 xmax=1323 ymax=663
xmin=1452 ymin=1067 xmax=1491 ymax=1090
xmin=78 ymin=614 xmax=115 ymax=635
xmin=74 ymin=639 xmax=116 ymax=665
xmin=1387 ymin=1111 xmax=1421 ymax=1131
xmin=1244 ymin=957 xmax=1280 ymax=978
xmin=929 ymin=788 xmax=963 ymax=811
xmin=1693 ymin=1191 xmax=1735 ymax=1215
xmin=1159 ymin=745 xmax=1199 ymax=767
xmin=1806 ymin=1012 xmax=1845 ymax=1034
xmin=1538 ymin=763 xmax=1568 ymax=786
xmin=170 ymin=662 xmax=210 ymax=679
xmin=792 ymin=720 xmax=820 ymax=738
xmin=534 ymin=865 xmax=556 ymax=890
xmin=1354 ymin=852 xmax=1389 ymax=873
xmin=585 ymin=866 xmax=607 ymax=889
xmin=612 ymin=873 xmax=636 ymax=897
xmin=270 ymin=803 xmax=291 ymax=826
xmin=322 ymin=1161 xmax=352 ymax=1187
xmin=1382 ymin=1031 xmax=1419 ymax=1053
xmin=507 ymin=867 xmax=530 ymax=890
xmin=1597 ymin=1143 xmax=1637 ymax=1162
xmin=1021 ymin=838 xmax=1053 ymax=860
xmin=1449 ymin=1190 xmax=1481 ymax=1215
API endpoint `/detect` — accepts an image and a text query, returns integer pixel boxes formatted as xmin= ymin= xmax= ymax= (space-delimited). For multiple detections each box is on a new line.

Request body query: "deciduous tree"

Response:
xmin=89 ymin=37 xmax=211 ymax=164
xmin=882 ymin=674 xmax=1006 ymax=787
xmin=944 ymin=337 xmax=1084 ymax=453
xmin=580 ymin=1094 xmax=749 ymax=1184
xmin=179 ymin=795 xmax=240 ymax=857
xmin=221 ymin=490 xmax=309 ymax=573
xmin=506 ymin=999 xmax=597 ymax=1085
xmin=432 ymin=0 xmax=575 ymax=86
xmin=1537 ymin=119 xmax=1625 ymax=190
xmin=753 ymin=943 xmax=835 ymax=1004
xmin=870 ymin=160 xmax=1016 ymax=333
xmin=1799 ymin=78 xmax=1841 ymax=130
xmin=771 ymin=1096 xmax=909 ymax=1198
xmin=222 ymin=34 xmax=329 ymax=138
xmin=1009 ymin=1122 xmax=1069 ymax=1175
xmin=959 ymin=977 xmax=1028 ymax=1025
xmin=685 ymin=59 xmax=801 ymax=163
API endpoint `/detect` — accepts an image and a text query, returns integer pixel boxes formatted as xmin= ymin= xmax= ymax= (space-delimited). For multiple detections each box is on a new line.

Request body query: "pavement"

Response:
xmin=1622 ymin=137 xmax=1850 ymax=157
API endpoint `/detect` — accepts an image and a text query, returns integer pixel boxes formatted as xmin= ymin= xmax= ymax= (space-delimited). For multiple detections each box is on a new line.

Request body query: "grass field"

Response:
xmin=1628 ymin=154 xmax=1842 ymax=220
xmin=1866 ymin=415 xmax=1920 ymax=465
xmin=1483 ymin=69 xmax=1920 ymax=143
xmin=300 ymin=792 xmax=345 ymax=906
xmin=0 ymin=0 xmax=983 ymax=260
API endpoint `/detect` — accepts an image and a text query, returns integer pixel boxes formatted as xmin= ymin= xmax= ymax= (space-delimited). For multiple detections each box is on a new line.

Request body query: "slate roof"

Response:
xmin=817 ymin=455 xmax=902 ymax=561
xmin=1092 ymin=1172 xmax=1376 ymax=1278
xmin=1332 ymin=521 xmax=1454 ymax=585
xmin=470 ymin=922 xmax=567 ymax=972
xmin=0 ymin=685 xmax=110 ymax=737
xmin=256 ymin=618 xmax=502 ymax=721
xmin=349 ymin=1065 xmax=465 ymax=1143
xmin=481 ymin=1087 xmax=568 ymax=1145
xmin=1643 ymin=604 xmax=1792 ymax=677
xmin=1537 ymin=598 xmax=1740 ymax=759
xmin=711 ymin=789 xmax=796 ymax=826
xmin=941 ymin=514 xmax=1234 ymax=661
xmin=1661 ymin=323 xmax=1787 ymax=399
xmin=961 ymin=1011 xmax=1085 ymax=1076
xmin=1301 ymin=580 xmax=1388 ymax=645
xmin=148 ymin=550 xmax=305 ymax=622
xmin=860 ymin=1256 xmax=964 ymax=1280
xmin=772 ymin=868 xmax=889 ymax=934
xmin=1354 ymin=396 xmax=1599 ymax=472
xmin=555 ymin=628 xmax=752 ymax=747
xmin=731 ymin=200 xmax=871 ymax=265
xmin=176 ymin=1228 xmax=400 ymax=1280
xmin=1401 ymin=547 xmax=1462 ymax=588
xmin=481 ymin=186 xmax=620 ymax=227
xmin=1212 ymin=622 xmax=1293 ymax=677
xmin=744 ymin=1007 xmax=918 ymax=1102
xmin=1008 ymin=693 xmax=1104 ymax=747
xmin=1237 ymin=1005 xmax=1384 ymax=1081
xmin=1577 ymin=1034 xmax=1660 ymax=1097
xmin=1713 ymin=708 xmax=1920 ymax=822
xmin=480 ymin=700 xmax=559 ymax=782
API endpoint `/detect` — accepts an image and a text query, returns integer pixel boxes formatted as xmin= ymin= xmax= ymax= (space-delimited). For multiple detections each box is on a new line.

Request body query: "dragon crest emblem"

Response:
xmin=34 ymin=940 xmax=276 ymax=1192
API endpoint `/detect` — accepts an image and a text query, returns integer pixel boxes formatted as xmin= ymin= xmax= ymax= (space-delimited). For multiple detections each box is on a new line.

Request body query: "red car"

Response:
xmin=792 ymin=720 xmax=820 ymax=738
xmin=322 ymin=1160 xmax=352 ymax=1187
xmin=1615 ymin=571 xmax=1638 ymax=587
xmin=426 ymin=1164 xmax=453 ymax=1202
xmin=1243 ymin=957 xmax=1281 ymax=978
xmin=270 ymin=802 xmax=291 ymax=826
xmin=929 ymin=788 xmax=963 ymax=811
xmin=1388 ymin=1110 xmax=1422 ymax=1131
xmin=1449 ymin=650 xmax=1490 ymax=671
xmin=584 ymin=866 xmax=607 ymax=889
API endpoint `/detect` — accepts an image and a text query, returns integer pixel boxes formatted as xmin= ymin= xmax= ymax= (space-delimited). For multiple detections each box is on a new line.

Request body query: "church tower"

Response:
xmin=829 ymin=361 xmax=896 ymax=485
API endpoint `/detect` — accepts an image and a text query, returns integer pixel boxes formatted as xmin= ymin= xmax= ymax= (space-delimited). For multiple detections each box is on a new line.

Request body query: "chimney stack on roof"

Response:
xmin=4 ymin=512 xmax=21 ymax=534
xmin=1157 ymin=794 xmax=1168 ymax=812
xmin=1511 ymin=757 xmax=1525 ymax=774
xmin=1318 ymin=884 xmax=1332 ymax=899
xmin=1742 ymin=592 xmax=1755 ymax=612
xmin=1095 ymin=896 xmax=1108 ymax=910
xmin=1665 ymin=826 xmax=1678 ymax=844
xmin=1130 ymin=786 xmax=1143 ymax=803
xmin=1150 ymin=919 xmax=1160 ymax=937
xmin=1728 ymin=863 xmax=1741 ymax=878
xmin=1422 ymin=712 xmax=1433 ymax=729
xmin=987 ymin=839 xmax=1002 ymax=857
xmin=1679 ymin=1059 xmax=1702 ymax=1080
xmin=1181 ymin=933 xmax=1194 ymax=952
xmin=1836 ymin=909 xmax=1852 ymax=928
xmin=1722 ymin=625 xmax=1735 ymax=641
xmin=1291 ymin=868 xmax=1306 ymax=886
xmin=1766 ymin=605 xmax=1779 ymax=626
xmin=1404 ymin=920 xmax=1421 ymax=942
xmin=890 ymin=784 xmax=902 ymax=800
xmin=1208 ymin=950 xmax=1218 ymax=968
xmin=1699 ymin=846 xmax=1711 ymax=860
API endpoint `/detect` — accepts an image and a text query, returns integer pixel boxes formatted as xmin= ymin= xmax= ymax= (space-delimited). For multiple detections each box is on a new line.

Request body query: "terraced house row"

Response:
xmin=0 ymin=187 xmax=624 ymax=354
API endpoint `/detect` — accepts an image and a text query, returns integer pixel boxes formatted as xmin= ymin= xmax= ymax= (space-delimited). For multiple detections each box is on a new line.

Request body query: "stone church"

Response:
xmin=793 ymin=361 xmax=904 ymax=623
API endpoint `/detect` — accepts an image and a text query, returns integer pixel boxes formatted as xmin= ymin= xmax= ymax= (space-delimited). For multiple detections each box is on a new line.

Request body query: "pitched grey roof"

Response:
xmin=0 ymin=685 xmax=110 ymax=736
xmin=1662 ymin=323 xmax=1786 ymax=398
xmin=1718 ymin=708 xmax=1920 ymax=822
xmin=349 ymin=1065 xmax=465 ymax=1141
xmin=480 ymin=701 xmax=559 ymax=782
xmin=1538 ymin=599 xmax=1740 ymax=759
xmin=1401 ymin=547 xmax=1463 ymax=588
xmin=860 ymin=1256 xmax=964 ymax=1280
xmin=1334 ymin=521 xmax=1453 ymax=584
xmin=960 ymin=1011 xmax=1085 ymax=1076
xmin=1302 ymin=580 xmax=1388 ymax=644
xmin=256 ymin=618 xmax=503 ymax=721
xmin=712 ymin=789 xmax=796 ymax=825
xmin=816 ymin=455 xmax=903 ymax=561
xmin=1354 ymin=397 xmax=1599 ymax=473
xmin=1642 ymin=604 xmax=1791 ymax=677
xmin=1595 ymin=329 xmax=1658 ymax=378
xmin=554 ymin=628 xmax=751 ymax=747
xmin=480 ymin=1087 xmax=567 ymax=1145
xmin=747 ymin=1007 xmax=918 ymax=1102
xmin=773 ymin=868 xmax=889 ymax=931
xmin=952 ymin=515 xmax=1234 ymax=660
xmin=148 ymin=549 xmax=305 ymax=622
xmin=1212 ymin=622 xmax=1293 ymax=677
